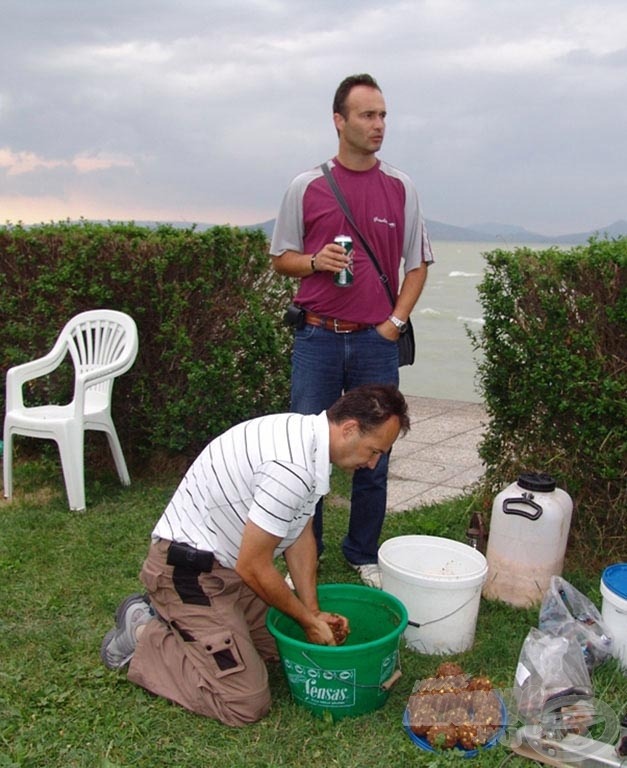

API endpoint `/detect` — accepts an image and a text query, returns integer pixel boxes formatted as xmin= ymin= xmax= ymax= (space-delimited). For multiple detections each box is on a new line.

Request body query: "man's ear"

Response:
xmin=333 ymin=111 xmax=345 ymax=133
xmin=339 ymin=418 xmax=360 ymax=439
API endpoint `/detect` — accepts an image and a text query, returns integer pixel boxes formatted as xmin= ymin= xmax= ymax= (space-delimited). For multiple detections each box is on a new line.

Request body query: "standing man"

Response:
xmin=101 ymin=384 xmax=410 ymax=726
xmin=270 ymin=73 xmax=434 ymax=588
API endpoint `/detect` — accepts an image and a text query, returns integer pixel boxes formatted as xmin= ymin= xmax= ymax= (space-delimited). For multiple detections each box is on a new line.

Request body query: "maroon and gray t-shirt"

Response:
xmin=270 ymin=157 xmax=434 ymax=324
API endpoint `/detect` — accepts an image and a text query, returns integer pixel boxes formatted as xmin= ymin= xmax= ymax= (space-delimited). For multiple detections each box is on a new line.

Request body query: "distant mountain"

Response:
xmin=242 ymin=218 xmax=509 ymax=243
xmin=252 ymin=218 xmax=627 ymax=244
xmin=550 ymin=219 xmax=627 ymax=244
xmin=243 ymin=218 xmax=494 ymax=242
xmin=244 ymin=218 xmax=507 ymax=243
xmin=422 ymin=220 xmax=490 ymax=242
xmin=468 ymin=219 xmax=627 ymax=244
xmin=469 ymin=222 xmax=550 ymax=243
xmin=248 ymin=219 xmax=275 ymax=239
xmin=98 ymin=217 xmax=627 ymax=244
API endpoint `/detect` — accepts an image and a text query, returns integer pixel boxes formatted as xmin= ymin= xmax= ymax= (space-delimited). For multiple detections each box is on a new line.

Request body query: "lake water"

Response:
xmin=400 ymin=241 xmax=548 ymax=403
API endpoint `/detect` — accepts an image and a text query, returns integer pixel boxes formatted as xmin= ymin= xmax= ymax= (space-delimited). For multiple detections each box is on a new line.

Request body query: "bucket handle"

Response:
xmin=503 ymin=495 xmax=543 ymax=520
xmin=380 ymin=669 xmax=402 ymax=691
xmin=407 ymin=589 xmax=479 ymax=629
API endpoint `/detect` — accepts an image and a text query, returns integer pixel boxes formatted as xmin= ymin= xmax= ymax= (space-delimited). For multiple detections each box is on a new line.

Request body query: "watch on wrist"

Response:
xmin=389 ymin=315 xmax=407 ymax=332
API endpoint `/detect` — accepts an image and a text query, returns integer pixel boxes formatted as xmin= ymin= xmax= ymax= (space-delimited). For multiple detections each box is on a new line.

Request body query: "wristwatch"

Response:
xmin=388 ymin=315 xmax=407 ymax=332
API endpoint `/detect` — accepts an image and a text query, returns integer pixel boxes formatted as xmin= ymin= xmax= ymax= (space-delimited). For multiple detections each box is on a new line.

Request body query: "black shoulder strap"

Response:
xmin=321 ymin=162 xmax=396 ymax=309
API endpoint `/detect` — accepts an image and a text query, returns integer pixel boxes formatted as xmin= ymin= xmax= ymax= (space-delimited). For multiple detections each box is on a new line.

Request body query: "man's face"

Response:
xmin=334 ymin=85 xmax=386 ymax=156
xmin=332 ymin=416 xmax=400 ymax=472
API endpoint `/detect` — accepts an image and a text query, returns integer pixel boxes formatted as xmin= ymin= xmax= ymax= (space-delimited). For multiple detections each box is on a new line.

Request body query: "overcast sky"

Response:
xmin=1 ymin=0 xmax=626 ymax=236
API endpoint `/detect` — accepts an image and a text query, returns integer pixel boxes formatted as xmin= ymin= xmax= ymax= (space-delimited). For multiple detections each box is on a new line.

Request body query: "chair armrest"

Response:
xmin=5 ymin=346 xmax=68 ymax=410
xmin=72 ymin=350 xmax=138 ymax=412
xmin=78 ymin=355 xmax=137 ymax=389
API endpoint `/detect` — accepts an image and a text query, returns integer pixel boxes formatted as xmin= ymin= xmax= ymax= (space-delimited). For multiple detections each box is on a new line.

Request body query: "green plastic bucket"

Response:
xmin=266 ymin=583 xmax=408 ymax=720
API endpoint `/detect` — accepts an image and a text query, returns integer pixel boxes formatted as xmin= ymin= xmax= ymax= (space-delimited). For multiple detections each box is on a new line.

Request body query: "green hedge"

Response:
xmin=468 ymin=237 xmax=626 ymax=554
xmin=0 ymin=220 xmax=293 ymax=462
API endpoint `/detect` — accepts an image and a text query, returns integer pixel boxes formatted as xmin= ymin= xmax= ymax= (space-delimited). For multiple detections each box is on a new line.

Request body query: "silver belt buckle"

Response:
xmin=333 ymin=318 xmax=351 ymax=333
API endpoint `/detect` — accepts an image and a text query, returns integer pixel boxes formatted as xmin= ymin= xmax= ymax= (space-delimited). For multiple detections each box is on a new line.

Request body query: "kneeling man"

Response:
xmin=100 ymin=384 xmax=409 ymax=726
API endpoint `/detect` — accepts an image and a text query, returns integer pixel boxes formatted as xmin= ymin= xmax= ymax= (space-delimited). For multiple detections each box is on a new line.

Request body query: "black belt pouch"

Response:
xmin=167 ymin=541 xmax=214 ymax=572
xmin=283 ymin=303 xmax=306 ymax=329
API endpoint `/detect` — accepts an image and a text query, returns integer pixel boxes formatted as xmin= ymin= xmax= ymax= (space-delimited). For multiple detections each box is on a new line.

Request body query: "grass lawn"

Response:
xmin=1 ymin=454 xmax=625 ymax=768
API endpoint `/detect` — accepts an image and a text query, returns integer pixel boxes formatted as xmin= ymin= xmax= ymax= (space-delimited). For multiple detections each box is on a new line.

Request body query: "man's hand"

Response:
xmin=306 ymin=611 xmax=350 ymax=646
xmin=271 ymin=244 xmax=349 ymax=278
xmin=321 ymin=611 xmax=350 ymax=645
xmin=375 ymin=318 xmax=402 ymax=341
xmin=312 ymin=242 xmax=350 ymax=275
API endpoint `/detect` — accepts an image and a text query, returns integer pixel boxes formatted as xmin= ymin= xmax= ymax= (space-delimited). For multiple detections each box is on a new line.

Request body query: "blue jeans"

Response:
xmin=290 ymin=324 xmax=399 ymax=564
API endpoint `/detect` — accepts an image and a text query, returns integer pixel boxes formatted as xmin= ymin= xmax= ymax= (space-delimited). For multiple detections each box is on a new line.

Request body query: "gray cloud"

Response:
xmin=1 ymin=0 xmax=626 ymax=234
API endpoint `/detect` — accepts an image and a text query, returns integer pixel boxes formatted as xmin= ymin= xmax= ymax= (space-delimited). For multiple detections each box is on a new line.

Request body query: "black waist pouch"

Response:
xmin=397 ymin=318 xmax=416 ymax=367
xmin=283 ymin=303 xmax=306 ymax=329
xmin=167 ymin=541 xmax=214 ymax=572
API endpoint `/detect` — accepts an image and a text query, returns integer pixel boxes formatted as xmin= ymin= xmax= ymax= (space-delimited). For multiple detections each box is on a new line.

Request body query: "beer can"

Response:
xmin=333 ymin=235 xmax=354 ymax=287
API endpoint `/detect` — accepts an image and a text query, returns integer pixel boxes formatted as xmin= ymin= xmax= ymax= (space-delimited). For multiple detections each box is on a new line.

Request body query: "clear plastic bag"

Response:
xmin=539 ymin=576 xmax=613 ymax=670
xmin=514 ymin=627 xmax=593 ymax=723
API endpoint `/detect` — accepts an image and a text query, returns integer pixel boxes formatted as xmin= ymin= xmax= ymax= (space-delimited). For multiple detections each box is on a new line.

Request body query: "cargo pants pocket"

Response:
xmin=198 ymin=629 xmax=246 ymax=679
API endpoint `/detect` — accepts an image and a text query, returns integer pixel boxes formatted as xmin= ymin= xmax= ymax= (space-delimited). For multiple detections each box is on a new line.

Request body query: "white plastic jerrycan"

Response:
xmin=483 ymin=472 xmax=573 ymax=608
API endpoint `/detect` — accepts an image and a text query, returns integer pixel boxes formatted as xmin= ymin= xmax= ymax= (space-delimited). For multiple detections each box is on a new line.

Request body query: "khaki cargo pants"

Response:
xmin=127 ymin=538 xmax=279 ymax=726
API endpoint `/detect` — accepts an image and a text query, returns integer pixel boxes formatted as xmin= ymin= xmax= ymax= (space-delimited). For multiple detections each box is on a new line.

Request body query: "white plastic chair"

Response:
xmin=3 ymin=310 xmax=139 ymax=511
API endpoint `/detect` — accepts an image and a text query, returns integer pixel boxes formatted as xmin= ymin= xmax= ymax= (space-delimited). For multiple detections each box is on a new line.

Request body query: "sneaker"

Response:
xmin=350 ymin=563 xmax=382 ymax=589
xmin=100 ymin=593 xmax=154 ymax=670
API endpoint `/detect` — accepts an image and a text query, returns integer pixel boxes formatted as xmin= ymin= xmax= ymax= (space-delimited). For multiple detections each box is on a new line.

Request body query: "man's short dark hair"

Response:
xmin=327 ymin=384 xmax=410 ymax=436
xmin=333 ymin=74 xmax=381 ymax=119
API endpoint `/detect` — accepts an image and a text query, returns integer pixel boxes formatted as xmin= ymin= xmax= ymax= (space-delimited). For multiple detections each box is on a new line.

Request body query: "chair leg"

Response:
xmin=57 ymin=429 xmax=86 ymax=511
xmin=3 ymin=426 xmax=13 ymax=500
xmin=103 ymin=425 xmax=131 ymax=486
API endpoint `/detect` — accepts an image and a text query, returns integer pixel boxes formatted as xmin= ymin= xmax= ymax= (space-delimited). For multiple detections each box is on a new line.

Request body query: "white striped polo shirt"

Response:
xmin=151 ymin=411 xmax=330 ymax=568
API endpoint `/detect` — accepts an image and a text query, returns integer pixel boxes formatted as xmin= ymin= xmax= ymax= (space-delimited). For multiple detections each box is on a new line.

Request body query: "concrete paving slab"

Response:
xmin=387 ymin=396 xmax=487 ymax=513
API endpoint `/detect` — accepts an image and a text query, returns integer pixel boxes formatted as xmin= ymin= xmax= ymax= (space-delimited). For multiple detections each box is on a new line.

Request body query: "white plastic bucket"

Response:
xmin=600 ymin=563 xmax=627 ymax=672
xmin=378 ymin=535 xmax=488 ymax=655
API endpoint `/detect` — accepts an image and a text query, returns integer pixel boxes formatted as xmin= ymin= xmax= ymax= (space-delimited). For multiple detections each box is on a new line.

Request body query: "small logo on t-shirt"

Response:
xmin=373 ymin=216 xmax=396 ymax=229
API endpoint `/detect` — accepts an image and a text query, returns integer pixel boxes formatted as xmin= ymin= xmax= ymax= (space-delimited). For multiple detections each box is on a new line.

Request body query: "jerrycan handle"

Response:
xmin=503 ymin=495 xmax=543 ymax=520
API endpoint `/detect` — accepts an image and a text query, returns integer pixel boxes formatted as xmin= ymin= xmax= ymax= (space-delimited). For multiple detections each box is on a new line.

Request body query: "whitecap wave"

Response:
xmin=458 ymin=315 xmax=485 ymax=325
xmin=419 ymin=307 xmax=441 ymax=316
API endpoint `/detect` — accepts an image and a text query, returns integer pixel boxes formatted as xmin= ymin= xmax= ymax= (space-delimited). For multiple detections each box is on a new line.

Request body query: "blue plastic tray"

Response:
xmin=402 ymin=693 xmax=507 ymax=758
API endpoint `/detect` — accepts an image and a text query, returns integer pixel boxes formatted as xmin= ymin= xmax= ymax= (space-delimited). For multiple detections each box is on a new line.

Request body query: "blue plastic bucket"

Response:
xmin=600 ymin=563 xmax=627 ymax=672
